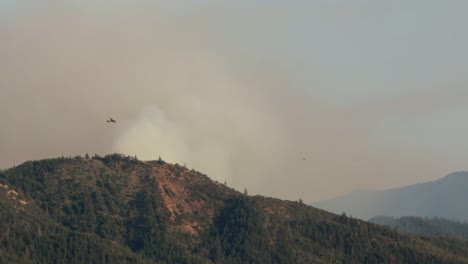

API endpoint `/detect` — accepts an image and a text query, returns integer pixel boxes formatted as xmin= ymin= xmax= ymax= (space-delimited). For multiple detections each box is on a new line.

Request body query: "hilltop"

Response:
xmin=1 ymin=154 xmax=468 ymax=263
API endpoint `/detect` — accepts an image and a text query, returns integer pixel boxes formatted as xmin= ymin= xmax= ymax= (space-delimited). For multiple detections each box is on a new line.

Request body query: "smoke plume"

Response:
xmin=1 ymin=2 xmax=468 ymax=201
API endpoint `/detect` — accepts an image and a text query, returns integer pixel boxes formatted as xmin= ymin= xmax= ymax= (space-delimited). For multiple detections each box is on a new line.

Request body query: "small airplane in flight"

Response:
xmin=106 ymin=117 xmax=116 ymax=123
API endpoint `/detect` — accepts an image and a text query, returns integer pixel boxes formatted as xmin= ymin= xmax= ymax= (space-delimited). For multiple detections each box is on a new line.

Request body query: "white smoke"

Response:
xmin=2 ymin=1 xmax=468 ymax=201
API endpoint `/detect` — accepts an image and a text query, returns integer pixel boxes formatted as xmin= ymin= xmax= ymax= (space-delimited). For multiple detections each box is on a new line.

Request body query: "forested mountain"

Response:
xmin=312 ymin=172 xmax=468 ymax=221
xmin=370 ymin=216 xmax=468 ymax=241
xmin=1 ymin=154 xmax=468 ymax=263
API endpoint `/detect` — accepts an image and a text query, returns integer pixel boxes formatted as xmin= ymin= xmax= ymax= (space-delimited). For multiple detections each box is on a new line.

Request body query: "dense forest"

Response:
xmin=1 ymin=154 xmax=468 ymax=263
xmin=370 ymin=216 xmax=468 ymax=241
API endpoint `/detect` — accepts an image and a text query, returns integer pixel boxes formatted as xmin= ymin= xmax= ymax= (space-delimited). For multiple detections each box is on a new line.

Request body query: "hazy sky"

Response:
xmin=1 ymin=1 xmax=468 ymax=202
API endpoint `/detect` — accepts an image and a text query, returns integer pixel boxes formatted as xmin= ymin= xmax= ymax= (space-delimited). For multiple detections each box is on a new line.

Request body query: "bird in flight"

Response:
xmin=107 ymin=117 xmax=116 ymax=123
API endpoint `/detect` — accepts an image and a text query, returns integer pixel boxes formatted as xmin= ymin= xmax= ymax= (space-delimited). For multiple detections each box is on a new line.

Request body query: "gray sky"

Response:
xmin=1 ymin=1 xmax=468 ymax=202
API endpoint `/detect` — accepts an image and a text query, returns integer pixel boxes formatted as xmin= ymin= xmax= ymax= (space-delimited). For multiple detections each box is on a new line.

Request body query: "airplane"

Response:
xmin=107 ymin=117 xmax=116 ymax=123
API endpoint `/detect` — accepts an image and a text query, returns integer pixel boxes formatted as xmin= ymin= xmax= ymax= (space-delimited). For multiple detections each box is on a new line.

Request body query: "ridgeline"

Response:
xmin=1 ymin=154 xmax=468 ymax=263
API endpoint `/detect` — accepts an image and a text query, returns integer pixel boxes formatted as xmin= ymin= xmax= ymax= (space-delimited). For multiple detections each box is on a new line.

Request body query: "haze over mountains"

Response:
xmin=313 ymin=172 xmax=468 ymax=221
xmin=2 ymin=2 xmax=468 ymax=262
xmin=3 ymin=1 xmax=468 ymax=204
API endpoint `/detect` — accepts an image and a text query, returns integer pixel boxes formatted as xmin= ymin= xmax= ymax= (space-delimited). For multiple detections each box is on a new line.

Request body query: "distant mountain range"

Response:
xmin=312 ymin=172 xmax=468 ymax=221
xmin=1 ymin=155 xmax=468 ymax=263
xmin=370 ymin=216 xmax=468 ymax=241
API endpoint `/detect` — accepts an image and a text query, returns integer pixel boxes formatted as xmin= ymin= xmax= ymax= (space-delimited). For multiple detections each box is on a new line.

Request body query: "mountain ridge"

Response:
xmin=370 ymin=216 xmax=468 ymax=241
xmin=1 ymin=154 xmax=468 ymax=263
xmin=312 ymin=171 xmax=468 ymax=221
